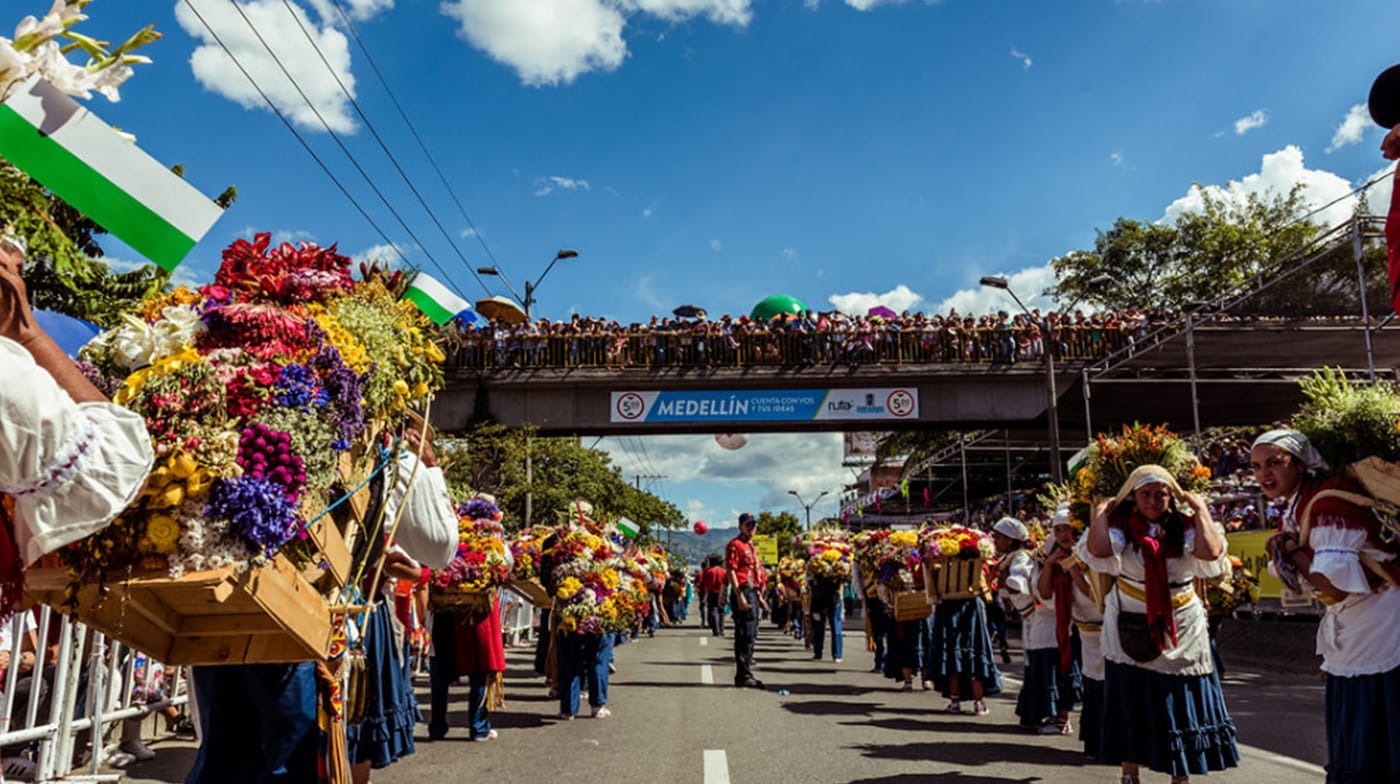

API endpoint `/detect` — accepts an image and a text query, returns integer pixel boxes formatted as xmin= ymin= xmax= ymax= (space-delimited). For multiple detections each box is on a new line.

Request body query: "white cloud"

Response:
xmin=709 ymin=239 xmax=722 ymax=251
xmin=828 ymin=284 xmax=924 ymax=315
xmin=1010 ymin=46 xmax=1032 ymax=69
xmin=1327 ymin=103 xmax=1372 ymax=153
xmin=781 ymin=247 xmax=799 ymax=266
xmin=273 ymin=229 xmax=316 ymax=244
xmin=932 ymin=265 xmax=1059 ymax=317
xmin=175 ymin=0 xmax=359 ymax=133
xmin=534 ymin=175 xmax=591 ymax=196
xmin=1233 ymin=109 xmax=1268 ymax=135
xmin=1360 ymin=161 xmax=1396 ymax=216
xmin=352 ymin=241 xmax=409 ymax=266
xmin=439 ymin=0 xmax=629 ymax=86
xmin=844 ymin=0 xmax=916 ymax=9
xmin=642 ymin=202 xmax=658 ymax=218
xmin=1110 ymin=151 xmax=1125 ymax=167
xmin=459 ymin=227 xmax=478 ymax=238
xmin=305 ymin=0 xmax=393 ymax=23
xmin=1161 ymin=145 xmax=1357 ymax=230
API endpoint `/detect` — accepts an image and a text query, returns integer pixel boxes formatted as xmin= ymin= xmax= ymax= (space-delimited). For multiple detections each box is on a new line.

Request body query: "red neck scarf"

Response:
xmin=1117 ymin=508 xmax=1181 ymax=652
xmin=0 ymin=495 xmax=23 ymax=619
xmin=1050 ymin=552 xmax=1074 ymax=673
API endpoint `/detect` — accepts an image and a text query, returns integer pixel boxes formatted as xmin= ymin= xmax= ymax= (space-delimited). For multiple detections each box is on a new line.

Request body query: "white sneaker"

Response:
xmin=104 ymin=749 xmax=136 ymax=768
xmin=591 ymin=705 xmax=612 ymax=718
xmin=120 ymin=739 xmax=156 ymax=761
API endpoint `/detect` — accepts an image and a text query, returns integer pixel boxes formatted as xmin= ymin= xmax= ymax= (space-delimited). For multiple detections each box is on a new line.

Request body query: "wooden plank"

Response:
xmin=164 ymin=635 xmax=247 ymax=665
xmin=125 ymin=587 xmax=182 ymax=635
xmin=177 ymin=614 xmax=286 ymax=637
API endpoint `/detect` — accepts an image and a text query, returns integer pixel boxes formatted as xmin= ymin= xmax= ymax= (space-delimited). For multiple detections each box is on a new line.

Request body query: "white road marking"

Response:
xmin=703 ymin=749 xmax=731 ymax=784
xmin=700 ymin=637 xmax=708 ymax=647
xmin=701 ymin=664 xmax=715 ymax=684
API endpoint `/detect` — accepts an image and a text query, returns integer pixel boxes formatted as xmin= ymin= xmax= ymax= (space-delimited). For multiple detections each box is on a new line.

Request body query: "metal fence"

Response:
xmin=0 ymin=605 xmax=188 ymax=783
xmin=445 ymin=325 xmax=1138 ymax=370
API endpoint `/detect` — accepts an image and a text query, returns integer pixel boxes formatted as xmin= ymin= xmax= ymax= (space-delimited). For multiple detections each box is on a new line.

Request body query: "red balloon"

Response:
xmin=693 ymin=521 xmax=708 ymax=535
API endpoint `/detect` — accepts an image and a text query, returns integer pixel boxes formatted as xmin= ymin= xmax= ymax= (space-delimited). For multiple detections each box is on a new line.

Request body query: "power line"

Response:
xmin=277 ymin=0 xmax=490 ymax=294
xmin=177 ymin=0 xmax=410 ymax=267
xmin=325 ymin=0 xmax=503 ymax=273
xmin=215 ymin=0 xmax=465 ymax=290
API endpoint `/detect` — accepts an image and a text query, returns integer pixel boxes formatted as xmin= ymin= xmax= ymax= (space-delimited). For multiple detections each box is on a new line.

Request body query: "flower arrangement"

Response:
xmin=851 ymin=529 xmax=890 ymax=577
xmin=508 ymin=525 xmax=555 ymax=582
xmin=870 ymin=529 xmax=923 ymax=590
xmin=1068 ymin=423 xmax=1211 ymax=527
xmin=1 ymin=2 xmax=160 ymax=105
xmin=803 ymin=529 xmax=852 ymax=582
xmin=777 ymin=557 xmax=805 ymax=598
xmin=1292 ymin=366 xmax=1400 ymax=470
xmin=1202 ymin=556 xmax=1260 ymax=616
xmin=919 ymin=527 xmax=994 ymax=562
xmin=431 ymin=498 xmax=511 ymax=599
xmin=57 ymin=234 xmax=444 ymax=587
xmin=547 ymin=529 xmax=640 ymax=634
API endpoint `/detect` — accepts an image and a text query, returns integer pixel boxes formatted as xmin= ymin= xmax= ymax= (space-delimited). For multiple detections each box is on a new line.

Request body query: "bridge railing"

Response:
xmin=444 ymin=325 xmax=1136 ymax=370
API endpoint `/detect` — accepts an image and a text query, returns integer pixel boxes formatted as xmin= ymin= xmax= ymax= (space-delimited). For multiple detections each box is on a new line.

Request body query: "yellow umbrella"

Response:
xmin=475 ymin=296 xmax=528 ymax=324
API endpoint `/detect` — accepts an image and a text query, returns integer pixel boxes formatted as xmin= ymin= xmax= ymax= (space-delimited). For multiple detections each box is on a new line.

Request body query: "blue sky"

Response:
xmin=45 ymin=0 xmax=1400 ymax=526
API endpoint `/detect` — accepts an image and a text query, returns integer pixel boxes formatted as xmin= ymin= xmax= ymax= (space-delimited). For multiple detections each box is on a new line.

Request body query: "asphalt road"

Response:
xmin=120 ymin=620 xmax=1327 ymax=784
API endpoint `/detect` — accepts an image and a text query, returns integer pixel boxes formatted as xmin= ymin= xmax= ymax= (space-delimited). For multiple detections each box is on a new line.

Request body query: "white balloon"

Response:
xmin=714 ymin=433 xmax=749 ymax=450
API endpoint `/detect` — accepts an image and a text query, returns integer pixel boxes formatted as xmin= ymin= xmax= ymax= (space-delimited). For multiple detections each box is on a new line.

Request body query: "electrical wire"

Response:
xmin=178 ymin=0 xmax=411 ymax=267
xmin=325 ymin=0 xmax=503 ymax=272
xmin=278 ymin=0 xmax=490 ymax=294
xmin=214 ymin=0 xmax=465 ymax=289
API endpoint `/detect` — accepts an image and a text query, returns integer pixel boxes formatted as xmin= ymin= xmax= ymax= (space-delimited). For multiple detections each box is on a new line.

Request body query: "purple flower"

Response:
xmin=206 ymin=476 xmax=300 ymax=556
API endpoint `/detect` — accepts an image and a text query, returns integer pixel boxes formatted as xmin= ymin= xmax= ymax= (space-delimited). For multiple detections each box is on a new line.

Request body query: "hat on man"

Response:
xmin=738 ymin=512 xmax=757 ymax=527
xmin=991 ymin=517 xmax=1028 ymax=541
xmin=1370 ymin=64 xmax=1400 ymax=128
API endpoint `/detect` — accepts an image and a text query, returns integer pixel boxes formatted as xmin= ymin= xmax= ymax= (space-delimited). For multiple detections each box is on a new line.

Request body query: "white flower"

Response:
xmin=167 ymin=562 xmax=185 ymax=579
xmin=48 ymin=1 xmax=88 ymax=26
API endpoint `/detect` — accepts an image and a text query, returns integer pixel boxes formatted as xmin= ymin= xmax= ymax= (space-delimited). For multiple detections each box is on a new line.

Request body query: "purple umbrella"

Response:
xmin=867 ymin=305 xmax=898 ymax=320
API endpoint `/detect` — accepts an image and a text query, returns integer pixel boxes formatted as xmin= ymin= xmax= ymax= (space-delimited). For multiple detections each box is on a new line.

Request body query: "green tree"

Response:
xmin=439 ymin=424 xmax=685 ymax=538
xmin=755 ymin=511 xmax=801 ymax=558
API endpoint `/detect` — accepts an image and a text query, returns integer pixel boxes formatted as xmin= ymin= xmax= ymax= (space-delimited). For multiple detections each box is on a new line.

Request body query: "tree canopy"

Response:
xmin=755 ymin=511 xmax=802 ymax=558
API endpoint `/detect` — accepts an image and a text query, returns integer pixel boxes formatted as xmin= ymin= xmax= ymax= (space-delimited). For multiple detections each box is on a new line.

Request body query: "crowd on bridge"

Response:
xmin=442 ymin=305 xmax=1368 ymax=371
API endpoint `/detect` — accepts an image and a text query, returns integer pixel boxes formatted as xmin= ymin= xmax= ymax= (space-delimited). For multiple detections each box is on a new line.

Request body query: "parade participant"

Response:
xmin=926 ymin=551 xmax=1001 ymax=714
xmin=701 ymin=556 xmax=727 ymax=636
xmin=727 ymin=513 xmax=768 ymax=688
xmin=807 ymin=571 xmax=843 ymax=662
xmin=995 ymin=517 xmax=1077 ymax=729
xmin=1066 ymin=512 xmax=1109 ymax=760
xmin=851 ymin=559 xmax=886 ymax=673
xmin=1085 ymin=465 xmax=1237 ymax=784
xmin=1033 ymin=511 xmax=1088 ymax=737
xmin=0 ymin=235 xmax=154 ymax=601
xmin=1254 ymin=428 xmax=1400 ymax=783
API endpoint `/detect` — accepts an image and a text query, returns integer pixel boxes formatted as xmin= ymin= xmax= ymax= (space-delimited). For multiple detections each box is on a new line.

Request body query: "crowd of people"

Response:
xmin=442 ymin=306 xmax=1369 ymax=371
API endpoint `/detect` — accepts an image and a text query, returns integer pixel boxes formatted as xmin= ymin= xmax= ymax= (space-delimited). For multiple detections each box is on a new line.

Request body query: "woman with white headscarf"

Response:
xmin=1084 ymin=466 xmax=1237 ymax=784
xmin=1253 ymin=428 xmax=1400 ymax=783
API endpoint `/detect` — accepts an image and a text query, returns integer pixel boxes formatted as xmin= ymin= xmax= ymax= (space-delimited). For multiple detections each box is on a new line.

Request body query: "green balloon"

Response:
xmin=750 ymin=294 xmax=809 ymax=322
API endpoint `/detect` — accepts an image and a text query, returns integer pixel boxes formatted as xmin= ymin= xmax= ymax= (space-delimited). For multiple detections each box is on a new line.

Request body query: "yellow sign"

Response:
xmin=1226 ymin=530 xmax=1282 ymax=599
xmin=751 ymin=534 xmax=779 ymax=566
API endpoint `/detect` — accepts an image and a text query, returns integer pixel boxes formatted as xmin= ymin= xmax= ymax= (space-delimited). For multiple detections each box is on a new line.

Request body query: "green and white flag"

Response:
xmin=402 ymin=272 xmax=473 ymax=325
xmin=0 ymin=76 xmax=225 ymax=271
xmin=615 ymin=517 xmax=641 ymax=539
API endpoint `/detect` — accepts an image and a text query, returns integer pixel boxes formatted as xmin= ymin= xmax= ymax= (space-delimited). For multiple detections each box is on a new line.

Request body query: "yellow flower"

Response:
xmin=891 ymin=531 xmax=917 ymax=548
xmin=145 ymin=514 xmax=182 ymax=553
xmin=557 ymin=576 xmax=583 ymax=599
xmin=821 ymin=548 xmax=840 ymax=562
xmin=600 ymin=569 xmax=620 ymax=590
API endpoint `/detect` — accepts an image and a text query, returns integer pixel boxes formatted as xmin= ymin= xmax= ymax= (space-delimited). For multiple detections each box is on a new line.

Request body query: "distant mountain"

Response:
xmin=656 ymin=527 xmax=736 ymax=568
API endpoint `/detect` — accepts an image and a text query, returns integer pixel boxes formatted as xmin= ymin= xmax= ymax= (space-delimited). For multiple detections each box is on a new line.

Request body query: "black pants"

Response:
xmin=429 ymin=610 xmax=461 ymax=738
xmin=866 ymin=596 xmax=888 ymax=670
xmin=705 ymin=593 xmax=724 ymax=635
xmin=732 ymin=586 xmax=759 ymax=684
xmin=534 ymin=608 xmax=552 ymax=675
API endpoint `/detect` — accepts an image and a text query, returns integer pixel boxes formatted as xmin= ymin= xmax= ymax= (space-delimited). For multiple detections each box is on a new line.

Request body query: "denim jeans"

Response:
xmin=558 ymin=633 xmax=611 ymax=714
xmin=810 ymin=606 xmax=843 ymax=660
xmin=466 ymin=671 xmax=490 ymax=739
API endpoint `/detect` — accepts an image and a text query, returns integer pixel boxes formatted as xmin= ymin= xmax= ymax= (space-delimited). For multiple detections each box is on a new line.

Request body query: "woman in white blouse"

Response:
xmin=1085 ymin=465 xmax=1237 ymax=784
xmin=1254 ymin=428 xmax=1400 ymax=783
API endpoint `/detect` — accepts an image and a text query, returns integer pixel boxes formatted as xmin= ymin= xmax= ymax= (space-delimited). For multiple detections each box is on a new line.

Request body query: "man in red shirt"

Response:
xmin=700 ymin=557 xmax=728 ymax=636
xmin=726 ymin=513 xmax=769 ymax=688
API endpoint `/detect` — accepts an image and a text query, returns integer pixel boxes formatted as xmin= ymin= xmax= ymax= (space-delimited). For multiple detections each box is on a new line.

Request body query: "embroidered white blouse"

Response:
xmin=1002 ymin=549 xmax=1057 ymax=651
xmin=380 ymin=450 xmax=459 ymax=572
xmin=1080 ymin=524 xmax=1225 ymax=677
xmin=0 ymin=337 xmax=153 ymax=565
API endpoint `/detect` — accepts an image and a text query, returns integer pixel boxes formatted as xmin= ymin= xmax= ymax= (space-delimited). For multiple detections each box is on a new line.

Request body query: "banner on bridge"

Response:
xmin=610 ymin=388 xmax=919 ymax=423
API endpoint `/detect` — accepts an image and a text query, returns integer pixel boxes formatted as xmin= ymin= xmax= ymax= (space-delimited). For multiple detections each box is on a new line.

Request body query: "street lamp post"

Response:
xmin=477 ymin=250 xmax=580 ymax=526
xmin=979 ymin=274 xmax=1113 ymax=484
xmin=789 ymin=489 xmax=829 ymax=531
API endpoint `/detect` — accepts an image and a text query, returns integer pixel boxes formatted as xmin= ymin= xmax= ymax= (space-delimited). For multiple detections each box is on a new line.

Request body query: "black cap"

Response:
xmin=738 ymin=513 xmax=757 ymax=526
xmin=1369 ymin=64 xmax=1400 ymax=128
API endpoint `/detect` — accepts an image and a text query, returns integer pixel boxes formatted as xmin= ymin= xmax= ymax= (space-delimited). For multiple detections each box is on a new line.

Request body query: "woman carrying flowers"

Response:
xmin=995 ymin=517 xmax=1062 ymax=724
xmin=1253 ymin=429 xmax=1400 ymax=783
xmin=1027 ymin=511 xmax=1086 ymax=736
xmin=1084 ymin=465 xmax=1237 ymax=784
xmin=924 ymin=526 xmax=1001 ymax=716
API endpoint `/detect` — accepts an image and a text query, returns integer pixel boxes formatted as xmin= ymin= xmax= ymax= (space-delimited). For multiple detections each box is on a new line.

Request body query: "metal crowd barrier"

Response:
xmin=443 ymin=326 xmax=1133 ymax=370
xmin=0 ymin=606 xmax=188 ymax=783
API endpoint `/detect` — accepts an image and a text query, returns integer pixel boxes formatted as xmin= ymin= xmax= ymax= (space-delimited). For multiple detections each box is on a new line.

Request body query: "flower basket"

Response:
xmin=892 ymin=589 xmax=932 ymax=622
xmin=925 ymin=557 xmax=986 ymax=601
xmin=24 ymin=555 xmax=331 ymax=665
xmin=428 ymin=585 xmax=492 ymax=613
xmin=508 ymin=578 xmax=552 ymax=609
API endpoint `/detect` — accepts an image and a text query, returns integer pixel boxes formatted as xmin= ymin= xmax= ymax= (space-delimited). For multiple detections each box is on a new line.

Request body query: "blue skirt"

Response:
xmin=1016 ymin=647 xmax=1083 ymax=726
xmin=1326 ymin=663 xmax=1400 ymax=783
xmin=926 ymin=598 xmax=1003 ymax=698
xmin=346 ymin=598 xmax=420 ymax=769
xmin=1100 ymin=661 xmax=1239 ymax=776
xmin=1081 ymin=675 xmax=1105 ymax=759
